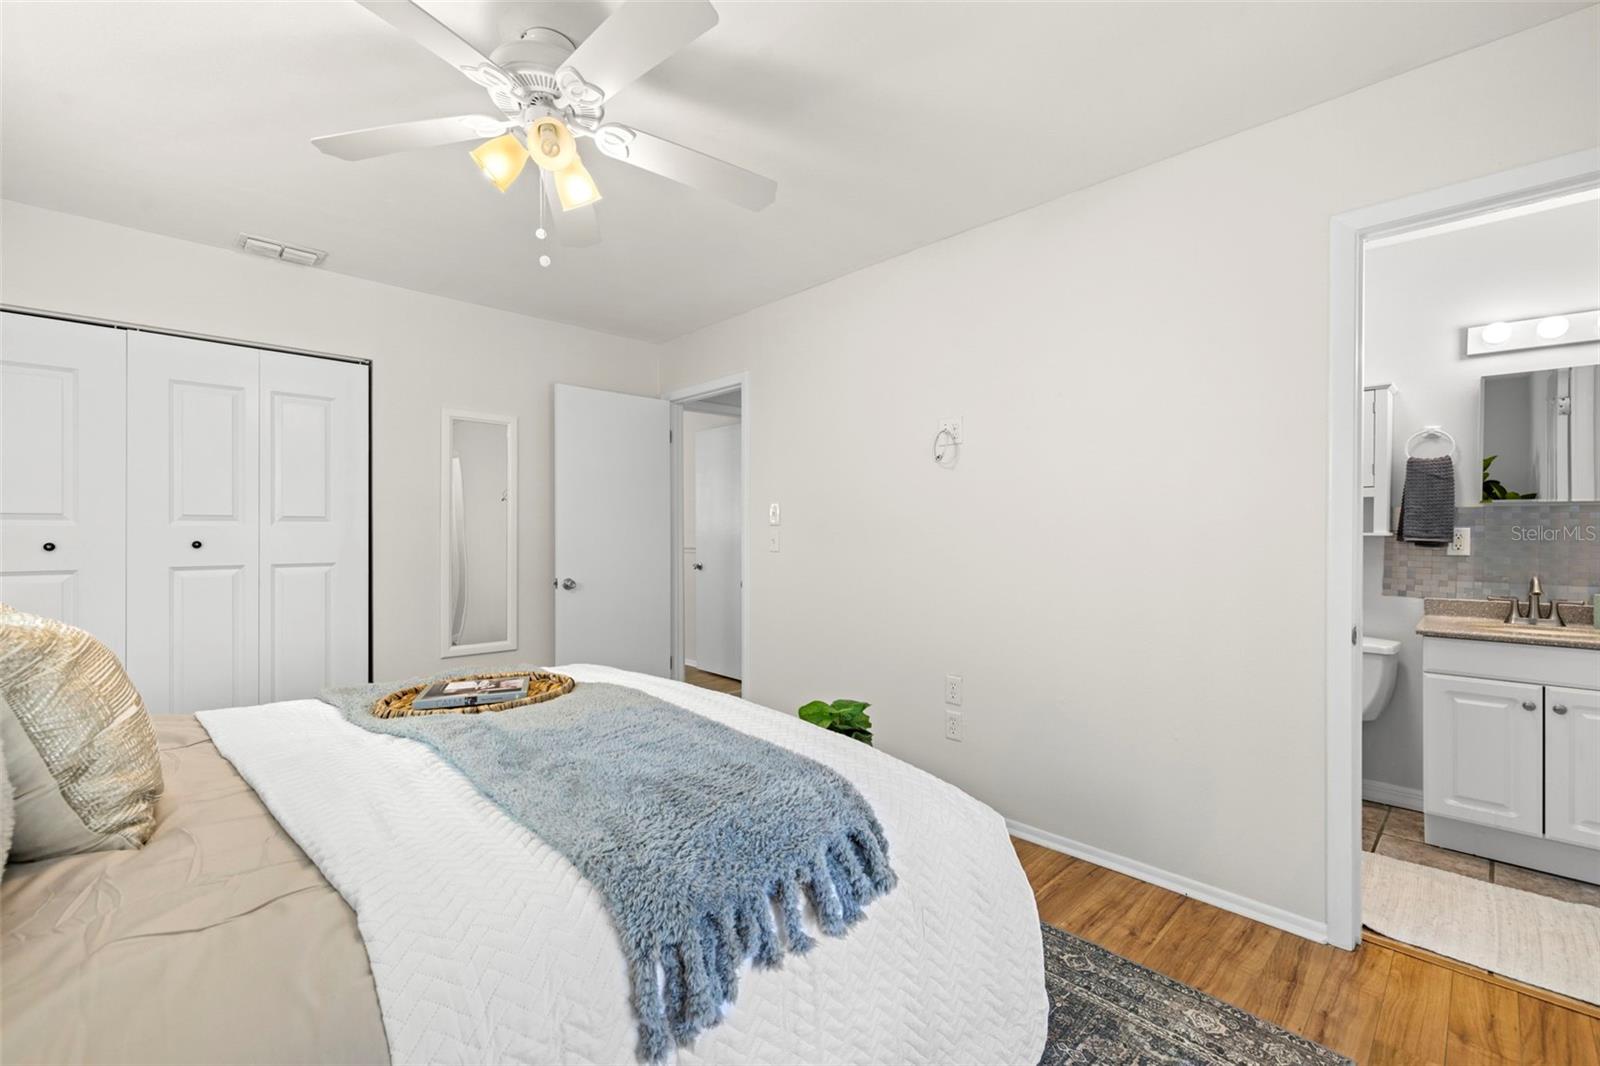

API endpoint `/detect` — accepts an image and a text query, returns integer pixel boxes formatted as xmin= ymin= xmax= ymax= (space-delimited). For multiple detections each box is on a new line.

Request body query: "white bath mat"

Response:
xmin=1362 ymin=851 xmax=1600 ymax=1005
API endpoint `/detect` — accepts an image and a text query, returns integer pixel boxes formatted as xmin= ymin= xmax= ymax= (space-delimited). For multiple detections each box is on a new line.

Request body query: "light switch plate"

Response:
xmin=1448 ymin=527 xmax=1471 ymax=556
xmin=767 ymin=531 xmax=781 ymax=553
xmin=768 ymin=502 xmax=780 ymax=526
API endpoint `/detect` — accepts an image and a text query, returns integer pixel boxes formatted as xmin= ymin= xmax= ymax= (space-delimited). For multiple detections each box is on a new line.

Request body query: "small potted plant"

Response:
xmin=797 ymin=699 xmax=874 ymax=745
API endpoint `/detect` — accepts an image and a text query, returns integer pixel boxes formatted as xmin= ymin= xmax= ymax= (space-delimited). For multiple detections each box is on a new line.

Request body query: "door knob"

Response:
xmin=560 ymin=578 xmax=577 ymax=591
xmin=1552 ymin=704 xmax=1568 ymax=715
xmin=693 ymin=563 xmax=704 ymax=571
xmin=42 ymin=542 xmax=56 ymax=552
xmin=191 ymin=541 xmax=203 ymax=550
xmin=1521 ymin=700 xmax=1537 ymax=712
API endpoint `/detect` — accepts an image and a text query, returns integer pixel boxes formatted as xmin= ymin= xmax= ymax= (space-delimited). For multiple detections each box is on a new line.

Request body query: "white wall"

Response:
xmin=0 ymin=200 xmax=659 ymax=679
xmin=681 ymin=409 xmax=739 ymax=666
xmin=659 ymin=9 xmax=1600 ymax=930
xmin=1360 ymin=198 xmax=1600 ymax=796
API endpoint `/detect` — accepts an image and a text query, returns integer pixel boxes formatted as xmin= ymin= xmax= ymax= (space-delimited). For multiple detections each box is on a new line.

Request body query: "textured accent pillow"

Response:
xmin=0 ymin=606 xmax=163 ymax=863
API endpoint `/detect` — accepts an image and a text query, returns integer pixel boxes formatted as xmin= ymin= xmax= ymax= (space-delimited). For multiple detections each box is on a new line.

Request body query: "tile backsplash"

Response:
xmin=1383 ymin=502 xmax=1600 ymax=602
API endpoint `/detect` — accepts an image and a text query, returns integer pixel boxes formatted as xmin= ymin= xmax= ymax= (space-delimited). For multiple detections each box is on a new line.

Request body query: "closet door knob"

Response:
xmin=1521 ymin=700 xmax=1537 ymax=712
xmin=1552 ymin=704 xmax=1568 ymax=715
xmin=42 ymin=542 xmax=56 ymax=552
xmin=191 ymin=540 xmax=203 ymax=550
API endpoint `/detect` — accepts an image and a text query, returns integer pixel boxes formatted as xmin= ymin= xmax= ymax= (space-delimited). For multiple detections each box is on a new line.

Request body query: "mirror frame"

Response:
xmin=439 ymin=409 xmax=519 ymax=658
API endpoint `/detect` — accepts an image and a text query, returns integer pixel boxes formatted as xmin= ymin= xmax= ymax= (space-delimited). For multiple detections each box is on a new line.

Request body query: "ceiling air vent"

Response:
xmin=235 ymin=234 xmax=326 ymax=267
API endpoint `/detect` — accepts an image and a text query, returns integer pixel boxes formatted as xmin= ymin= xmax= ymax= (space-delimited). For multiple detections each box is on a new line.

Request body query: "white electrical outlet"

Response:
xmin=937 ymin=417 xmax=963 ymax=444
xmin=767 ymin=531 xmax=781 ymax=553
xmin=1448 ymin=527 xmax=1471 ymax=556
xmin=768 ymin=502 xmax=781 ymax=526
xmin=945 ymin=674 xmax=963 ymax=706
xmin=944 ymin=710 xmax=964 ymax=742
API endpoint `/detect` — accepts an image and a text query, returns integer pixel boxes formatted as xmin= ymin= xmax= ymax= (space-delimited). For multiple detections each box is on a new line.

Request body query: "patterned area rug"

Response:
xmin=1039 ymin=923 xmax=1350 ymax=1065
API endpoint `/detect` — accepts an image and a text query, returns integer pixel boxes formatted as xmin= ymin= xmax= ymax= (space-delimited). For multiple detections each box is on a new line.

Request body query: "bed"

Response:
xmin=2 ymin=665 xmax=1046 ymax=1065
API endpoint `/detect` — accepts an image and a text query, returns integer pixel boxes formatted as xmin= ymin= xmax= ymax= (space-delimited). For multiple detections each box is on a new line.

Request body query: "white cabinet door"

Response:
xmin=259 ymin=353 xmax=369 ymax=700
xmin=127 ymin=333 xmax=260 ymax=713
xmin=1424 ymin=672 xmax=1544 ymax=836
xmin=554 ymin=384 xmax=670 ymax=675
xmin=1546 ymin=685 xmax=1600 ymax=851
xmin=693 ymin=422 xmax=741 ymax=680
xmin=0 ymin=313 xmax=127 ymax=657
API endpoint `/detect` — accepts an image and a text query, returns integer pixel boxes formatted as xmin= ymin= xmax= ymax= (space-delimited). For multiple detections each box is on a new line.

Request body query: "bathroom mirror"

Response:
xmin=1479 ymin=365 xmax=1599 ymax=503
xmin=440 ymin=410 xmax=518 ymax=657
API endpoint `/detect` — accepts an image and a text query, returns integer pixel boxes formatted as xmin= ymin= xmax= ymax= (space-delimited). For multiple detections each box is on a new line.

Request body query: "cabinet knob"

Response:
xmin=42 ymin=542 xmax=56 ymax=552
xmin=191 ymin=540 xmax=203 ymax=550
xmin=1521 ymin=700 xmax=1537 ymax=712
xmin=1552 ymin=704 xmax=1568 ymax=716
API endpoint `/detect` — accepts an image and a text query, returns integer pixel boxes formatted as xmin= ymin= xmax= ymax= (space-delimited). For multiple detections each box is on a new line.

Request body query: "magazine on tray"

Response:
xmin=412 ymin=675 xmax=531 ymax=710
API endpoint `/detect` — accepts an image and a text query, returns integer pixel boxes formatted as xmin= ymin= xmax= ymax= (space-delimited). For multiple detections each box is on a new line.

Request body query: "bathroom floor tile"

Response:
xmin=1362 ymin=826 xmax=1379 ymax=852
xmin=1382 ymin=807 xmax=1424 ymax=842
xmin=1362 ymin=802 xmax=1389 ymax=835
xmin=1491 ymin=862 xmax=1600 ymax=907
xmin=1375 ymin=834 xmax=1491 ymax=881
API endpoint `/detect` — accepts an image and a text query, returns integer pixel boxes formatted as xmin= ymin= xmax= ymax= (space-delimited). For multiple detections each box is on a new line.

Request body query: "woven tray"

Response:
xmin=372 ymin=671 xmax=575 ymax=719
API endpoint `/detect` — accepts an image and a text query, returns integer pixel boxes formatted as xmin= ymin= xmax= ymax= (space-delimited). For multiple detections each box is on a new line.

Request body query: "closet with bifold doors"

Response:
xmin=1 ymin=311 xmax=370 ymax=713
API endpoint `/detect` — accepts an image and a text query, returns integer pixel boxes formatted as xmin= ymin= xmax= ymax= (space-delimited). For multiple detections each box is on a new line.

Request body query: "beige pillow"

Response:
xmin=0 ymin=606 xmax=163 ymax=863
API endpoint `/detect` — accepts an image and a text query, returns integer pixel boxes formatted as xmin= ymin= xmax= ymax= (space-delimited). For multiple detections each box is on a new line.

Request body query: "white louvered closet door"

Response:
xmin=127 ymin=333 xmax=262 ymax=713
xmin=259 ymin=351 xmax=368 ymax=700
xmin=0 ymin=313 xmax=128 ymax=656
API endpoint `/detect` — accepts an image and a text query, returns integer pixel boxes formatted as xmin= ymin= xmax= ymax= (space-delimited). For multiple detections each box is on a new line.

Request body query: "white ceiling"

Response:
xmin=0 ymin=1 xmax=1584 ymax=341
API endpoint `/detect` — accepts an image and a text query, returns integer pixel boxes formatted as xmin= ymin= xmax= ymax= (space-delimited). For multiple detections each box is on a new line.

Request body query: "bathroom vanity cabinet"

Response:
xmin=1421 ymin=635 xmax=1600 ymax=883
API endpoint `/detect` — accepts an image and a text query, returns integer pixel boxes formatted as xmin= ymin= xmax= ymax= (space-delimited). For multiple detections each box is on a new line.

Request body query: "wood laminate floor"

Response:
xmin=1015 ymin=837 xmax=1600 ymax=1065
xmin=683 ymin=666 xmax=741 ymax=697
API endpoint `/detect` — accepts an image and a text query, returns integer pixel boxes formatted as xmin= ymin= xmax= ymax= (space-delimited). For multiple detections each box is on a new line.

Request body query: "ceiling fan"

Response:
xmin=312 ymin=0 xmax=777 ymax=249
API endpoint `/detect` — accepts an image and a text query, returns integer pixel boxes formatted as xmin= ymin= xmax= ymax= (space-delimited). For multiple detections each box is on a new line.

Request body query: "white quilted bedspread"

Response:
xmin=197 ymin=665 xmax=1046 ymax=1065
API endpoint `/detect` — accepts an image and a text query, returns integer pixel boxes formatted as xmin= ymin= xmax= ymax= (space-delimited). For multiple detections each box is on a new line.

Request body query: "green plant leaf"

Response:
xmin=830 ymin=699 xmax=870 ymax=715
xmin=798 ymin=701 xmax=834 ymax=726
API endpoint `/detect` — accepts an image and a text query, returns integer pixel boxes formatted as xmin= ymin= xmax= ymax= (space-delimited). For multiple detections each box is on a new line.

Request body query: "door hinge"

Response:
xmin=1351 ymin=626 xmax=1358 ymax=646
xmin=668 ymin=430 xmax=673 ymax=443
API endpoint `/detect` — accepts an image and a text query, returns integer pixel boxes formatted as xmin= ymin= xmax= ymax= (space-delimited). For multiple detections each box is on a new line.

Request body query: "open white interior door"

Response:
xmin=553 ymin=384 xmax=670 ymax=675
xmin=693 ymin=422 xmax=742 ymax=679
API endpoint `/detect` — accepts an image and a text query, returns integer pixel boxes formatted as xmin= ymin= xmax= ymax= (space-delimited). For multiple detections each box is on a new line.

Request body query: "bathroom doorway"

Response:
xmin=1326 ymin=152 xmax=1600 ymax=1001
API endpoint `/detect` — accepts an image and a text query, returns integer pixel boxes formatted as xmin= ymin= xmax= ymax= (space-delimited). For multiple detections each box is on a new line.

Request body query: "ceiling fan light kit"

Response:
xmin=469 ymin=132 xmax=528 ymax=192
xmin=313 ymin=0 xmax=777 ymax=251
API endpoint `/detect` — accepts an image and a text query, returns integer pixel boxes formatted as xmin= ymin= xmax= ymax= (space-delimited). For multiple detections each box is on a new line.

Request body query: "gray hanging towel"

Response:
xmin=1397 ymin=455 xmax=1456 ymax=545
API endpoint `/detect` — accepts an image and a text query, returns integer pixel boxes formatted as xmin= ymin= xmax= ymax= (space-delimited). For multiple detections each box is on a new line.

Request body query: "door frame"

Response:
xmin=1323 ymin=148 xmax=1600 ymax=949
xmin=665 ymin=373 xmax=749 ymax=687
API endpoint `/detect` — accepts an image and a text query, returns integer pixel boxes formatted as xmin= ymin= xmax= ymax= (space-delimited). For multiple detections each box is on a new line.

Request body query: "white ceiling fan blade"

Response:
xmin=562 ymin=0 xmax=718 ymax=101
xmin=599 ymin=127 xmax=775 ymax=211
xmin=355 ymin=0 xmax=518 ymax=95
xmin=312 ymin=114 xmax=510 ymax=161
xmin=542 ymin=170 xmax=600 ymax=247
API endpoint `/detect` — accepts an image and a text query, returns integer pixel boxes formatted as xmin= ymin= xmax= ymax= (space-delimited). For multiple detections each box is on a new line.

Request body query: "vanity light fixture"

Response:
xmin=1465 ymin=309 xmax=1599 ymax=356
xmin=1536 ymin=315 xmax=1571 ymax=340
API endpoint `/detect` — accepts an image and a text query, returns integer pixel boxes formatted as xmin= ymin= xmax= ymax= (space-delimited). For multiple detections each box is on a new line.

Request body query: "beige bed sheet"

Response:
xmin=1 ymin=715 xmax=389 ymax=1065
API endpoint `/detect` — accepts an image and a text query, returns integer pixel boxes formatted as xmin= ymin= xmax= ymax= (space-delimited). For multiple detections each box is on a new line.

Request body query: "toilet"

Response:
xmin=1362 ymin=636 xmax=1401 ymax=721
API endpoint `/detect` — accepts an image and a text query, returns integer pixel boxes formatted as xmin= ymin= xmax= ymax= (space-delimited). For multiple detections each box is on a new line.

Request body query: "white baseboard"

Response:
xmin=683 ymin=659 xmax=699 ymax=669
xmin=1007 ymin=819 xmax=1329 ymax=945
xmin=1362 ymin=780 xmax=1423 ymax=811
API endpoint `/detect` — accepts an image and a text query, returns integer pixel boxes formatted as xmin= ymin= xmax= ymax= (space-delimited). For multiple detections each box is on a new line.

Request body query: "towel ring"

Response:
xmin=1404 ymin=425 xmax=1455 ymax=458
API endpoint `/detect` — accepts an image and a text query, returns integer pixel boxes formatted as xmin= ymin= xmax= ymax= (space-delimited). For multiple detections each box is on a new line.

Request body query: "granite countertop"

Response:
xmin=1416 ymin=597 xmax=1600 ymax=651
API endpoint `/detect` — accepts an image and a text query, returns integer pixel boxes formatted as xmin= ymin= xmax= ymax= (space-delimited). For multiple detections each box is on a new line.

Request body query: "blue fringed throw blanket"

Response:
xmin=320 ymin=674 xmax=896 ymax=1061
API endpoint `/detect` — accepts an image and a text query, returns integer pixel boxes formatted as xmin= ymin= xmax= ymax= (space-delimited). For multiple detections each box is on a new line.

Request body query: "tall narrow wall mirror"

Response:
xmin=440 ymin=410 xmax=518 ymax=657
